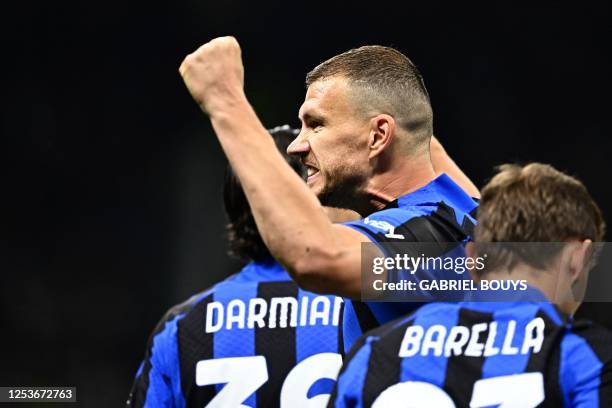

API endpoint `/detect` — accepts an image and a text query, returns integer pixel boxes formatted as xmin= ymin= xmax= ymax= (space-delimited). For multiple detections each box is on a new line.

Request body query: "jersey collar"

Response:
xmin=237 ymin=257 xmax=290 ymax=282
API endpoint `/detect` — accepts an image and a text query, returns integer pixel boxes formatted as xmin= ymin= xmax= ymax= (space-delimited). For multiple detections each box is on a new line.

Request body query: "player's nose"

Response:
xmin=287 ymin=133 xmax=310 ymax=156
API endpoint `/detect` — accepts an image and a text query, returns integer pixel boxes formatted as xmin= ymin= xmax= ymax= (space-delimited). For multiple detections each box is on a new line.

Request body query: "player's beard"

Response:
xmin=316 ymin=167 xmax=372 ymax=216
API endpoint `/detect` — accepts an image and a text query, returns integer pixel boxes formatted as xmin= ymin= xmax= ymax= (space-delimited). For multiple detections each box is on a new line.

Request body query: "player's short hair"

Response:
xmin=223 ymin=125 xmax=305 ymax=262
xmin=475 ymin=163 xmax=606 ymax=271
xmin=306 ymin=45 xmax=433 ymax=151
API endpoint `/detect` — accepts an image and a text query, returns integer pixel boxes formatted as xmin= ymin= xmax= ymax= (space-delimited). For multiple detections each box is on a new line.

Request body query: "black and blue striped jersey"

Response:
xmin=341 ymin=173 xmax=478 ymax=351
xmin=331 ymin=288 xmax=612 ymax=407
xmin=127 ymin=258 xmax=344 ymax=407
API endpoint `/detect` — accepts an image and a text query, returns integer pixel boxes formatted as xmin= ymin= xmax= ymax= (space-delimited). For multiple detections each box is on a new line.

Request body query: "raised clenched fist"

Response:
xmin=179 ymin=36 xmax=245 ymax=116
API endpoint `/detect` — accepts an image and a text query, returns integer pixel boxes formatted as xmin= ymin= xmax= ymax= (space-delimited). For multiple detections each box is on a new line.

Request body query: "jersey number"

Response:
xmin=372 ymin=372 xmax=545 ymax=408
xmin=195 ymin=352 xmax=342 ymax=408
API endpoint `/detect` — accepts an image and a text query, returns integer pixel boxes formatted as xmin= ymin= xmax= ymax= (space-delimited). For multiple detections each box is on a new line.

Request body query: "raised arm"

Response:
xmin=179 ymin=37 xmax=373 ymax=298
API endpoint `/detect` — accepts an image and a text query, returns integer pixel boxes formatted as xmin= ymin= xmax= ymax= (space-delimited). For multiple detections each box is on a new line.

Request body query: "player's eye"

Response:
xmin=308 ymin=119 xmax=324 ymax=130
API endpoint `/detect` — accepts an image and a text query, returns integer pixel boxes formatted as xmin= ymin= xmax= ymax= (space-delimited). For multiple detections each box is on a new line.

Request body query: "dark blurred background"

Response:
xmin=1 ymin=2 xmax=610 ymax=406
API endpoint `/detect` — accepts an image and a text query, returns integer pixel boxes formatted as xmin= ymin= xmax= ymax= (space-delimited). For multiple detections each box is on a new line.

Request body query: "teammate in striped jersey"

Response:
xmin=331 ymin=163 xmax=612 ymax=407
xmin=127 ymin=127 xmax=344 ymax=407
xmin=179 ymin=39 xmax=479 ymax=351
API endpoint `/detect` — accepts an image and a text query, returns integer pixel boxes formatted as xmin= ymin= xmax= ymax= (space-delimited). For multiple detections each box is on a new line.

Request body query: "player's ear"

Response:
xmin=368 ymin=114 xmax=395 ymax=159
xmin=569 ymin=239 xmax=593 ymax=283
xmin=565 ymin=239 xmax=593 ymax=313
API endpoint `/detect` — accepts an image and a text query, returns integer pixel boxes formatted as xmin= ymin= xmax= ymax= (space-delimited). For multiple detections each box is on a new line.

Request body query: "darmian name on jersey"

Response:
xmin=205 ymin=295 xmax=344 ymax=333
xmin=399 ymin=317 xmax=545 ymax=358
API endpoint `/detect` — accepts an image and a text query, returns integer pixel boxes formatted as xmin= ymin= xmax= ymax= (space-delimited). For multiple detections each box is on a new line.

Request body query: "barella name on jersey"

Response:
xmin=399 ymin=317 xmax=545 ymax=358
xmin=204 ymin=295 xmax=344 ymax=333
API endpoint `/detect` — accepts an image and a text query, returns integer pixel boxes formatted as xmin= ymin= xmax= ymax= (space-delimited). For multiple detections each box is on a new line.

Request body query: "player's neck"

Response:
xmin=365 ymin=154 xmax=437 ymax=211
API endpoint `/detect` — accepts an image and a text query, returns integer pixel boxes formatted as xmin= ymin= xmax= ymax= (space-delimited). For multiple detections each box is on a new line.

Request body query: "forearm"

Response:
xmin=209 ymin=96 xmax=339 ymax=271
xmin=430 ymin=136 xmax=480 ymax=198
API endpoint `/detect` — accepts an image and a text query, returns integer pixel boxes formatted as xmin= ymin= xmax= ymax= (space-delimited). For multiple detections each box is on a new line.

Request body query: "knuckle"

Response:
xmin=183 ymin=54 xmax=194 ymax=67
xmin=218 ymin=36 xmax=238 ymax=49
xmin=229 ymin=37 xmax=240 ymax=50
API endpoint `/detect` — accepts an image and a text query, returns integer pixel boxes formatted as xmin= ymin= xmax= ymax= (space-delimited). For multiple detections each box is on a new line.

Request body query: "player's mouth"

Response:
xmin=306 ymin=165 xmax=320 ymax=184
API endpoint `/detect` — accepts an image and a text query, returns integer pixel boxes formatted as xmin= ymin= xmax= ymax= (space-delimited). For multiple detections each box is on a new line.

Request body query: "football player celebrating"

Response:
xmin=179 ymin=37 xmax=479 ymax=350
xmin=331 ymin=163 xmax=611 ymax=407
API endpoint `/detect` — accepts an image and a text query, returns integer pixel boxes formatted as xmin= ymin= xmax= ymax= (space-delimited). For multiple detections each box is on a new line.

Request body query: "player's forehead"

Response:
xmin=299 ymin=76 xmax=350 ymax=120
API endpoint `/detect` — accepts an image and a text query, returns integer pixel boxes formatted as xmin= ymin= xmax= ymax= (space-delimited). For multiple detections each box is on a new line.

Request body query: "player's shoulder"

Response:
xmin=148 ymin=288 xmax=213 ymax=338
xmin=153 ymin=273 xmax=244 ymax=329
xmin=135 ymin=288 xmax=214 ymax=368
xmin=144 ymin=280 xmax=240 ymax=351
xmin=168 ymin=290 xmax=212 ymax=319
xmin=345 ymin=200 xmax=475 ymax=243
xmin=344 ymin=207 xmax=445 ymax=240
xmin=353 ymin=174 xmax=478 ymax=228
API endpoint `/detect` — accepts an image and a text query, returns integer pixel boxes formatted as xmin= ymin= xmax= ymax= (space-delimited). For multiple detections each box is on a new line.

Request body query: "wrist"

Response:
xmin=205 ymin=88 xmax=250 ymax=121
xmin=208 ymin=92 xmax=271 ymax=150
